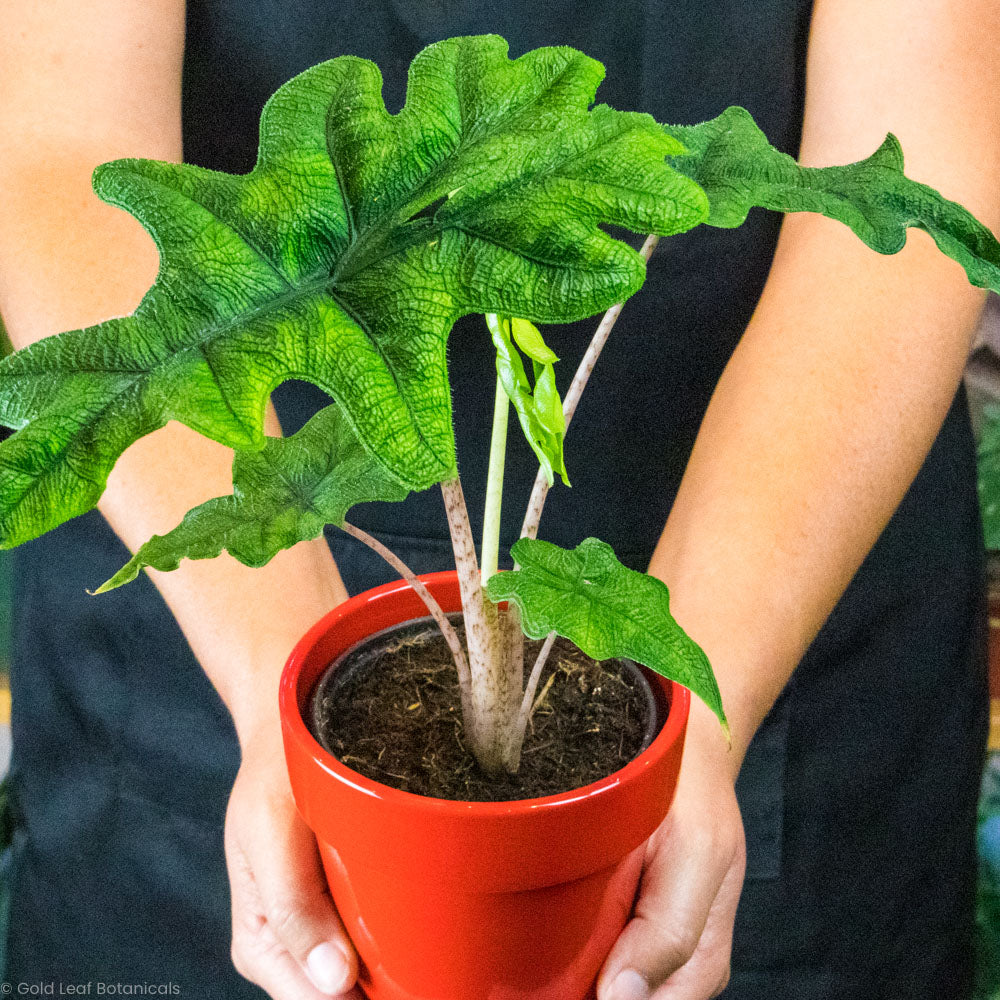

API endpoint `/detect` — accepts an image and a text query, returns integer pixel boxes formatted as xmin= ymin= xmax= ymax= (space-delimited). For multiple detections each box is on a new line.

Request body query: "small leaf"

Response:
xmin=486 ymin=314 xmax=568 ymax=486
xmin=532 ymin=363 xmax=565 ymax=442
xmin=486 ymin=537 xmax=727 ymax=733
xmin=979 ymin=404 xmax=1000 ymax=551
xmin=510 ymin=317 xmax=558 ymax=365
xmin=664 ymin=106 xmax=1000 ymax=293
xmin=94 ymin=404 xmax=407 ymax=592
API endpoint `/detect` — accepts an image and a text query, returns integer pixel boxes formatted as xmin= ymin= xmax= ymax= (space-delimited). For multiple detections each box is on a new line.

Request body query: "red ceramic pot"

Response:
xmin=280 ymin=571 xmax=690 ymax=1000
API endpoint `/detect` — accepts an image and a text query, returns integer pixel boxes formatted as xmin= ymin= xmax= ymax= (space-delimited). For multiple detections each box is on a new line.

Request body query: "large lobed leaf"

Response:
xmin=486 ymin=536 xmax=727 ymax=732
xmin=95 ymin=404 xmax=408 ymax=592
xmin=664 ymin=106 xmax=1000 ymax=293
xmin=0 ymin=35 xmax=709 ymax=548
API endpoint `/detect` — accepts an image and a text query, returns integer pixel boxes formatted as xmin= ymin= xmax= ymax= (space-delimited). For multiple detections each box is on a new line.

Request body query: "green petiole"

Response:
xmin=481 ymin=315 xmax=511 ymax=584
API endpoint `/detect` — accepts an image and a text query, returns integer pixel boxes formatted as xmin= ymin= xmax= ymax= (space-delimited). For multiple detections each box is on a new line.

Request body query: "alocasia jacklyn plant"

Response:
xmin=2 ymin=35 xmax=1000 ymax=775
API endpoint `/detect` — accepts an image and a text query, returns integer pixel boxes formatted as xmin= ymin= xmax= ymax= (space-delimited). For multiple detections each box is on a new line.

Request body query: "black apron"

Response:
xmin=5 ymin=2 xmax=987 ymax=997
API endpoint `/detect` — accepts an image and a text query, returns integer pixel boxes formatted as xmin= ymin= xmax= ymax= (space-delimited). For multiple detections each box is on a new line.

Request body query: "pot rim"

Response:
xmin=280 ymin=570 xmax=690 ymax=818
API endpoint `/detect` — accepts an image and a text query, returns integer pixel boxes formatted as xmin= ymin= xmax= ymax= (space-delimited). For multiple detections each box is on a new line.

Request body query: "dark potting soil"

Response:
xmin=309 ymin=616 xmax=658 ymax=802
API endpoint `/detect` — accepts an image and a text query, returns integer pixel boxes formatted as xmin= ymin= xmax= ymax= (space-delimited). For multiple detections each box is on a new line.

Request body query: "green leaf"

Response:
xmin=94 ymin=404 xmax=408 ymax=592
xmin=0 ymin=35 xmax=708 ymax=548
xmin=532 ymin=362 xmax=566 ymax=452
xmin=486 ymin=536 xmax=727 ymax=733
xmin=980 ymin=404 xmax=1000 ymax=551
xmin=510 ymin=317 xmax=558 ymax=365
xmin=664 ymin=106 xmax=1000 ymax=293
xmin=486 ymin=314 xmax=568 ymax=486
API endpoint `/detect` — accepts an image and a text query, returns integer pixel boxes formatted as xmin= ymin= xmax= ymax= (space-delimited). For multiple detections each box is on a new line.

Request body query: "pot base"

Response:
xmin=320 ymin=838 xmax=646 ymax=1000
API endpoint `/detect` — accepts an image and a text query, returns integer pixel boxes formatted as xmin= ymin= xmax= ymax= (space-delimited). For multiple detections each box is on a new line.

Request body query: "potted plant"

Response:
xmin=1 ymin=33 xmax=999 ymax=1000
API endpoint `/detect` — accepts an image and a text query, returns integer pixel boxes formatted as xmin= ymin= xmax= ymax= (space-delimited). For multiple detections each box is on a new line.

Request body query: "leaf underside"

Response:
xmin=486 ymin=536 xmax=727 ymax=732
xmin=0 ymin=34 xmax=709 ymax=548
xmin=95 ymin=404 xmax=408 ymax=592
xmin=665 ymin=106 xmax=1000 ymax=293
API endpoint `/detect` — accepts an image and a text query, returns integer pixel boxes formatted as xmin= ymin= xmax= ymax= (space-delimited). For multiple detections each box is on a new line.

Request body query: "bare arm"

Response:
xmin=0 ymin=3 xmax=356 ymax=996
xmin=600 ymin=2 xmax=1000 ymax=997
xmin=0 ymin=0 xmax=346 ymax=748
xmin=654 ymin=0 xmax=1000 ymax=774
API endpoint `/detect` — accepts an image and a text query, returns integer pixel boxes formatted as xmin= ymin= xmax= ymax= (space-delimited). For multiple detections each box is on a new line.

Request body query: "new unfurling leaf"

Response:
xmin=486 ymin=315 xmax=568 ymax=487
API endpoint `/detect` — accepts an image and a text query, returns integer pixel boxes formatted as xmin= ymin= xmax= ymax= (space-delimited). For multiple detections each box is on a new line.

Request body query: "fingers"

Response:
xmin=231 ymin=920 xmax=354 ymax=1000
xmin=651 ymin=848 xmax=745 ymax=999
xmin=597 ymin=803 xmax=746 ymax=1000
xmin=226 ymin=759 xmax=359 ymax=999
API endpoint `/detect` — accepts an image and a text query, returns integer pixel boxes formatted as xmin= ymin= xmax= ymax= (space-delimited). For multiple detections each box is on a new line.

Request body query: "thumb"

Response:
xmin=596 ymin=821 xmax=744 ymax=1000
xmin=226 ymin=762 xmax=359 ymax=998
xmin=253 ymin=816 xmax=358 ymax=994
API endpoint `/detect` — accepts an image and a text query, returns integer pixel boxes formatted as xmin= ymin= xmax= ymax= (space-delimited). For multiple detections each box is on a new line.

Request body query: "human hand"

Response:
xmin=596 ymin=703 xmax=747 ymax=1000
xmin=225 ymin=721 xmax=363 ymax=999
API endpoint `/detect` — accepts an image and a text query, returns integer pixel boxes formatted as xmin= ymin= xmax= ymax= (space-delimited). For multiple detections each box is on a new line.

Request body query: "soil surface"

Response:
xmin=309 ymin=615 xmax=659 ymax=802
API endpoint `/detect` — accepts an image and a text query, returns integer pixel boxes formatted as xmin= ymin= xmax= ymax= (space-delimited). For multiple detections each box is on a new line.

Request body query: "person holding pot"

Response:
xmin=0 ymin=1 xmax=996 ymax=999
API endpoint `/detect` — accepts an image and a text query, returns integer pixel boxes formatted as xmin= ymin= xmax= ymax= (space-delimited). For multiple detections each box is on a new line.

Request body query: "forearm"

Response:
xmin=4 ymin=190 xmax=349 ymax=740
xmin=649 ymin=0 xmax=1000 ymax=773
xmin=0 ymin=183 xmax=348 ymax=743
xmin=101 ymin=424 xmax=348 ymax=744
xmin=650 ymin=222 xmax=986 ymax=771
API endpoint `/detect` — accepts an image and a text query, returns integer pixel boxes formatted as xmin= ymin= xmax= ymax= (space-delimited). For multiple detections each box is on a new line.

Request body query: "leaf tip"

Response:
xmin=484 ymin=570 xmax=515 ymax=604
xmin=876 ymin=132 xmax=904 ymax=169
xmin=91 ymin=561 xmax=141 ymax=595
xmin=90 ymin=158 xmax=130 ymax=202
xmin=720 ymin=716 xmax=732 ymax=747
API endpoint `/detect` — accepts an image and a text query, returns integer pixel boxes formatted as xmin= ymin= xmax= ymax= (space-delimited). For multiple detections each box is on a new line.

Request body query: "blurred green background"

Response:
xmin=978 ymin=755 xmax=1000 ymax=1000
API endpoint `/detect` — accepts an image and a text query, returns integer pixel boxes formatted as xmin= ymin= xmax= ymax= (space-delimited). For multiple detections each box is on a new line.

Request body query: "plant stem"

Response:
xmin=500 ymin=236 xmax=660 ymax=768
xmin=340 ymin=519 xmax=474 ymax=721
xmin=520 ymin=233 xmax=660 ymax=541
xmin=441 ymin=477 xmax=517 ymax=774
xmin=481 ymin=362 xmax=510 ymax=585
xmin=504 ymin=629 xmax=557 ymax=772
xmin=482 ymin=314 xmax=525 ymax=771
